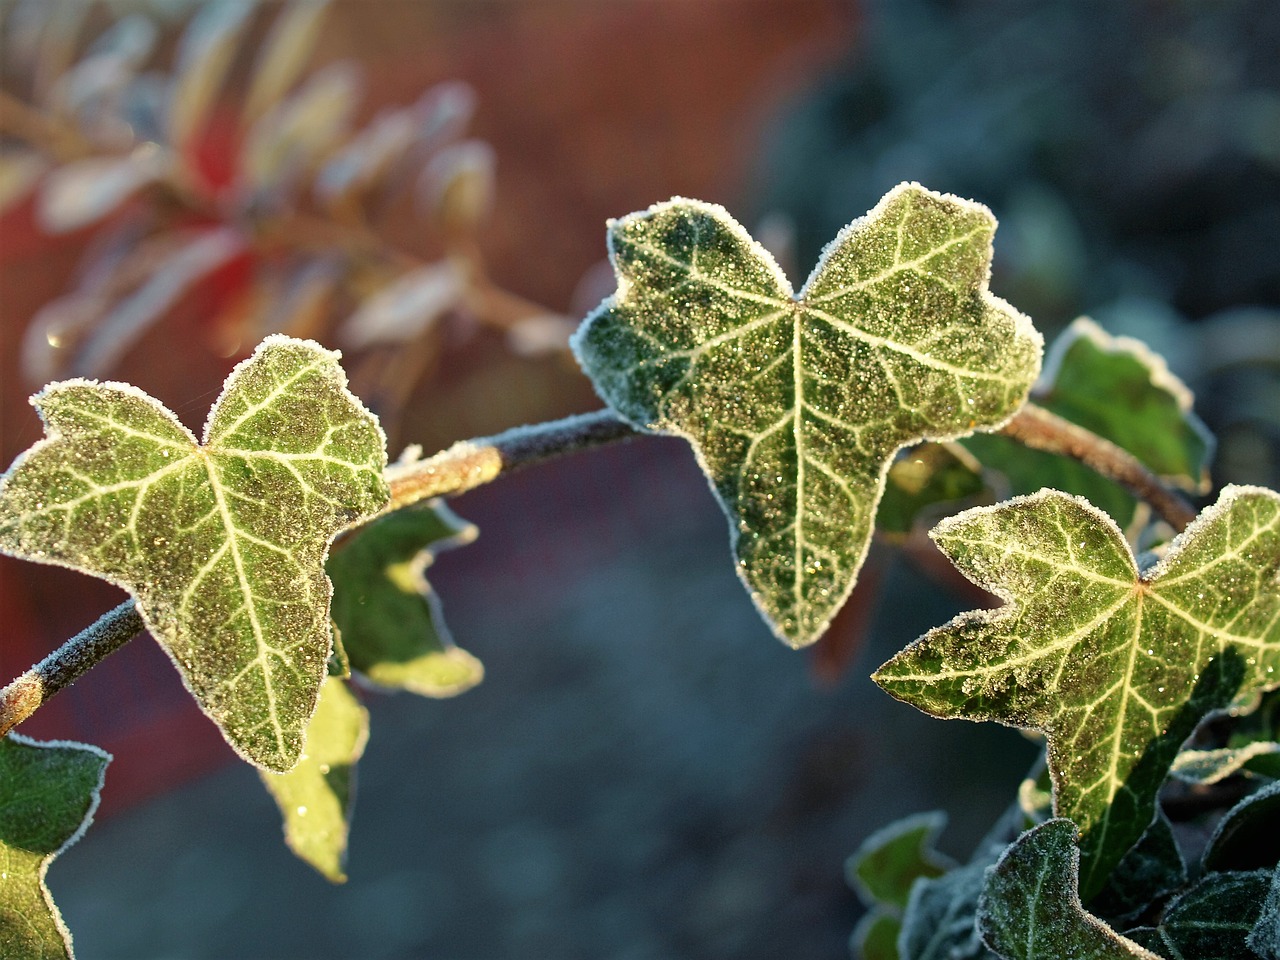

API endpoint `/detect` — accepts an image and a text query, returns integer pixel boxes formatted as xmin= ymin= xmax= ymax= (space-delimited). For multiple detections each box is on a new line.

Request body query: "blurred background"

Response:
xmin=0 ymin=1 xmax=1277 ymax=957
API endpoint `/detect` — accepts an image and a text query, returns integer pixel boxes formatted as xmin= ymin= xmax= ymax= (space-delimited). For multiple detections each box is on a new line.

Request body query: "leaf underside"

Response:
xmin=0 ymin=336 xmax=389 ymax=771
xmin=0 ymin=734 xmax=110 ymax=960
xmin=327 ymin=499 xmax=483 ymax=697
xmin=572 ymin=183 xmax=1042 ymax=647
xmin=875 ymin=485 xmax=1280 ymax=899
xmin=259 ymin=675 xmax=368 ymax=882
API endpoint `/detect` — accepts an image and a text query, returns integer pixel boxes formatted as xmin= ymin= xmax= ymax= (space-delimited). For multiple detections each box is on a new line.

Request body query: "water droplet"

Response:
xmin=296 ymin=806 xmax=308 ymax=817
xmin=318 ymin=763 xmax=330 ymax=774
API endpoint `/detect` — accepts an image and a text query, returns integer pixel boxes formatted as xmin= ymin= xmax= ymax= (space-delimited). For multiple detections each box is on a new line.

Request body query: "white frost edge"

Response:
xmin=1036 ymin=316 xmax=1215 ymax=490
xmin=569 ymin=186 xmax=1044 ymax=649
xmin=4 ymin=733 xmax=112 ymax=958
xmin=1143 ymin=483 xmax=1280 ymax=584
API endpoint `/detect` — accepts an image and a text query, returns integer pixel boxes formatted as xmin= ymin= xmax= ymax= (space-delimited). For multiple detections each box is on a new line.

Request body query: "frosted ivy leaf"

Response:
xmin=875 ymin=485 xmax=1280 ymax=899
xmin=572 ymin=183 xmax=1042 ymax=647
xmin=0 ymin=733 xmax=110 ymax=960
xmin=259 ymin=675 xmax=368 ymax=883
xmin=0 ymin=336 xmax=388 ymax=771
xmin=1125 ymin=870 xmax=1275 ymax=960
xmin=327 ymin=500 xmax=483 ymax=697
xmin=977 ymin=819 xmax=1160 ymax=959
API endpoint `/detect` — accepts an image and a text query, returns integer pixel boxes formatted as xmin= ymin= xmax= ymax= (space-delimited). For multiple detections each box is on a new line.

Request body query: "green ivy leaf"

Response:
xmin=977 ymin=819 xmax=1160 ymax=959
xmin=328 ymin=500 xmax=483 ymax=697
xmin=258 ymin=675 xmax=368 ymax=883
xmin=874 ymin=485 xmax=1280 ymax=899
xmin=1 ymin=733 xmax=110 ymax=960
xmin=963 ymin=317 xmax=1213 ymax=531
xmin=572 ymin=183 xmax=1042 ymax=647
xmin=0 ymin=336 xmax=389 ymax=771
xmin=1125 ymin=870 xmax=1274 ymax=960
xmin=853 ymin=911 xmax=902 ymax=960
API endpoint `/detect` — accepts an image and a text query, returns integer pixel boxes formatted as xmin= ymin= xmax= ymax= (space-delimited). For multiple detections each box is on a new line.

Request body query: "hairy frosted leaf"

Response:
xmin=875 ymin=486 xmax=1280 ymax=898
xmin=0 ymin=734 xmax=110 ymax=960
xmin=964 ymin=318 xmax=1213 ymax=531
xmin=336 ymin=262 xmax=461 ymax=350
xmin=1172 ymin=741 xmax=1280 ymax=784
xmin=0 ymin=150 xmax=47 ymax=217
xmin=1202 ymin=780 xmax=1280 ymax=873
xmin=1126 ymin=870 xmax=1274 ymax=960
xmin=1250 ymin=868 xmax=1280 ymax=959
xmin=328 ymin=500 xmax=483 ymax=697
xmin=258 ymin=675 xmax=367 ymax=882
xmin=0 ymin=336 xmax=388 ymax=771
xmin=899 ymin=860 xmax=996 ymax=960
xmin=978 ymin=820 xmax=1159 ymax=959
xmin=572 ymin=183 xmax=1042 ymax=647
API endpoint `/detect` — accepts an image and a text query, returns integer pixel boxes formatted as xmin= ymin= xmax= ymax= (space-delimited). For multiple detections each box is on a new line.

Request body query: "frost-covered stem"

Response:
xmin=0 ymin=600 xmax=143 ymax=737
xmin=384 ymin=409 xmax=638 ymax=510
xmin=999 ymin=402 xmax=1199 ymax=532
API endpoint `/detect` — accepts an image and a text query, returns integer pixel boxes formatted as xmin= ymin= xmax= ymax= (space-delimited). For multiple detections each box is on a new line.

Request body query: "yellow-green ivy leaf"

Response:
xmin=572 ymin=183 xmax=1042 ymax=647
xmin=328 ymin=500 xmax=483 ymax=697
xmin=875 ymin=485 xmax=1280 ymax=899
xmin=258 ymin=676 xmax=368 ymax=883
xmin=0 ymin=733 xmax=110 ymax=960
xmin=0 ymin=336 xmax=388 ymax=771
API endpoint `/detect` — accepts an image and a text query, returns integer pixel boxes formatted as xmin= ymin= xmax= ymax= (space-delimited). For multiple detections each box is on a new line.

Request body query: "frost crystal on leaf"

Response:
xmin=572 ymin=183 xmax=1042 ymax=647
xmin=0 ymin=336 xmax=389 ymax=771
xmin=875 ymin=485 xmax=1280 ymax=899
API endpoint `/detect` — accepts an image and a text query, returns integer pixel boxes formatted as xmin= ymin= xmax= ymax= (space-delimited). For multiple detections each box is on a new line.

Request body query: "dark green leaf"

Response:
xmin=977 ymin=819 xmax=1160 ymax=959
xmin=1091 ymin=812 xmax=1186 ymax=926
xmin=1202 ymin=780 xmax=1280 ymax=873
xmin=572 ymin=184 xmax=1042 ymax=647
xmin=1127 ymin=870 xmax=1273 ymax=960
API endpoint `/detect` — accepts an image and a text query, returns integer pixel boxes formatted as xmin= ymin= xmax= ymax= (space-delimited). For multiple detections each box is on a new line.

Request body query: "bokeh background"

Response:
xmin=1 ymin=1 xmax=1277 ymax=957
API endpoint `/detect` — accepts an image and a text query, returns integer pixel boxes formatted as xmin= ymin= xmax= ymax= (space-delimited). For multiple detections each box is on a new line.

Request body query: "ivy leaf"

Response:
xmin=963 ymin=317 xmax=1213 ymax=531
xmin=571 ymin=183 xmax=1042 ymax=647
xmin=1 ymin=733 xmax=110 ymax=960
xmin=0 ymin=336 xmax=389 ymax=771
xmin=977 ymin=819 xmax=1160 ymax=959
xmin=328 ymin=500 xmax=483 ymax=697
xmin=258 ymin=676 xmax=368 ymax=883
xmin=900 ymin=860 xmax=997 ymax=960
xmin=848 ymin=812 xmax=957 ymax=960
xmin=1126 ymin=870 xmax=1274 ymax=960
xmin=874 ymin=485 xmax=1280 ymax=899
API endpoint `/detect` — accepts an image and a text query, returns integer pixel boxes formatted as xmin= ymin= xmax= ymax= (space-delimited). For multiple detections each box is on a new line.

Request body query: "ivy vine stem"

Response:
xmin=0 ymin=401 xmax=1196 ymax=736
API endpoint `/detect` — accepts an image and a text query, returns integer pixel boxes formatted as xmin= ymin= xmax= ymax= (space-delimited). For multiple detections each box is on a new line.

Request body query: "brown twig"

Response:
xmin=997 ymin=402 xmax=1200 ymax=533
